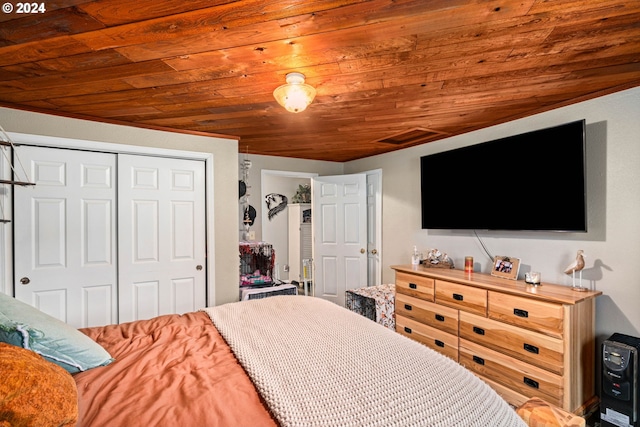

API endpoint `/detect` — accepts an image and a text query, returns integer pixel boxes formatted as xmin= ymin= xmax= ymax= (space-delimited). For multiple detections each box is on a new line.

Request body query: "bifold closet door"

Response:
xmin=117 ymin=154 xmax=206 ymax=323
xmin=13 ymin=146 xmax=118 ymax=328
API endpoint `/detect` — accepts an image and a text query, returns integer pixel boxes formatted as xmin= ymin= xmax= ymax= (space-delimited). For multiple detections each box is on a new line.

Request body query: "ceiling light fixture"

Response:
xmin=273 ymin=72 xmax=316 ymax=113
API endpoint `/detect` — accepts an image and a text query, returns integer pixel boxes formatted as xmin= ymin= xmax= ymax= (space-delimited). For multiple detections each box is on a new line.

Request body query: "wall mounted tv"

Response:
xmin=420 ymin=119 xmax=587 ymax=232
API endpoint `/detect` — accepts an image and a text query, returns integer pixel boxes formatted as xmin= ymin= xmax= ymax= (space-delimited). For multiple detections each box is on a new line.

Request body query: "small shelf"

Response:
xmin=0 ymin=179 xmax=35 ymax=186
xmin=0 ymin=124 xmax=36 ymax=224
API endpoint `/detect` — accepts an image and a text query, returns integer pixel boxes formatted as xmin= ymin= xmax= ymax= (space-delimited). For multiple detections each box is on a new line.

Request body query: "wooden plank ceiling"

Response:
xmin=1 ymin=0 xmax=639 ymax=162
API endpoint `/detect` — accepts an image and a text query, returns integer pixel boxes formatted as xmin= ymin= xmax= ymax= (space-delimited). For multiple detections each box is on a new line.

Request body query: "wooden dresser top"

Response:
xmin=391 ymin=265 xmax=602 ymax=305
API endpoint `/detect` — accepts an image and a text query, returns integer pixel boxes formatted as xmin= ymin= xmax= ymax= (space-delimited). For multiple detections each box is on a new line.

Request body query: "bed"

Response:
xmin=1 ymin=294 xmax=527 ymax=427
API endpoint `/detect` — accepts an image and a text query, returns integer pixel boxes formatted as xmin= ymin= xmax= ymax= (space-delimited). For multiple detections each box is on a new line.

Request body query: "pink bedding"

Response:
xmin=75 ymin=311 xmax=278 ymax=427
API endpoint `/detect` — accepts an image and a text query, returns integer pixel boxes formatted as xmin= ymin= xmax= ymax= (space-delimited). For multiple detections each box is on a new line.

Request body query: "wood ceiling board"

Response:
xmin=0 ymin=7 xmax=106 ymax=45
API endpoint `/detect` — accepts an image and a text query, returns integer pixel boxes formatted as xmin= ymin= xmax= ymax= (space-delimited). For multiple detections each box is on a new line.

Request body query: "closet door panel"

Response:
xmin=14 ymin=146 xmax=117 ymax=328
xmin=172 ymin=201 xmax=196 ymax=259
xmin=132 ymin=200 xmax=160 ymax=262
xmin=118 ymin=154 xmax=206 ymax=323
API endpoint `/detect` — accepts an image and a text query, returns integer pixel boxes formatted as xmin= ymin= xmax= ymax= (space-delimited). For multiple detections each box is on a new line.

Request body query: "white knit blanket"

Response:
xmin=203 ymin=296 xmax=526 ymax=427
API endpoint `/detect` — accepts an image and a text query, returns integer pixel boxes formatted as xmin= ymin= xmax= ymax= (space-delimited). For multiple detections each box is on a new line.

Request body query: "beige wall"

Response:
xmin=0 ymin=107 xmax=240 ymax=306
xmin=240 ymin=154 xmax=344 ymax=243
xmin=345 ymin=86 xmax=640 ymax=341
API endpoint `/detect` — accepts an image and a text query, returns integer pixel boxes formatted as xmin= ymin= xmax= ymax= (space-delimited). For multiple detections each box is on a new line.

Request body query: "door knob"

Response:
xmin=360 ymin=248 xmax=366 ymax=254
xmin=20 ymin=277 xmax=30 ymax=285
xmin=371 ymin=249 xmax=378 ymax=255
xmin=196 ymin=265 xmax=203 ymax=271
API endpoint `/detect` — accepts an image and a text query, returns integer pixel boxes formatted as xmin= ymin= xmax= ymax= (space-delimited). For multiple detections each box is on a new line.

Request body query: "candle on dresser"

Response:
xmin=464 ymin=256 xmax=473 ymax=273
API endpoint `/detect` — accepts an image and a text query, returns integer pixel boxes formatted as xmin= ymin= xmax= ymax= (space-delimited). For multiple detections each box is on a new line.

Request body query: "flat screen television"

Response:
xmin=420 ymin=120 xmax=587 ymax=231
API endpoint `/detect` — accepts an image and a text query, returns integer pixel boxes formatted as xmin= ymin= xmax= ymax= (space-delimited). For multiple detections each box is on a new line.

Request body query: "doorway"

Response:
xmin=261 ymin=169 xmax=382 ymax=302
xmin=261 ymin=170 xmax=318 ymax=284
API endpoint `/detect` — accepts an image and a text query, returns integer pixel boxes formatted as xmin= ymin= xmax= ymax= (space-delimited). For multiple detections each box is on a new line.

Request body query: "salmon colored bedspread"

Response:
xmin=74 ymin=311 xmax=278 ymax=427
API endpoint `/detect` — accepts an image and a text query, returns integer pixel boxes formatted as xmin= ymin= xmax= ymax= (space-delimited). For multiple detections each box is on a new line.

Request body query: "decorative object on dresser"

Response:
xmin=412 ymin=245 xmax=421 ymax=265
xmin=525 ymin=271 xmax=542 ymax=286
xmin=564 ymin=250 xmax=587 ymax=292
xmin=423 ymin=248 xmax=454 ymax=268
xmin=465 ymin=256 xmax=474 ymax=273
xmin=392 ymin=264 xmax=602 ymax=415
xmin=491 ymin=256 xmax=521 ymax=280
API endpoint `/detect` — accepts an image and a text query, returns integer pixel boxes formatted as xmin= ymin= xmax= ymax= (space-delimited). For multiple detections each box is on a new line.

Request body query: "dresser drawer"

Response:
xmin=396 ymin=315 xmax=458 ymax=361
xmin=488 ymin=292 xmax=564 ymax=338
xmin=460 ymin=339 xmax=563 ymax=407
xmin=395 ymin=272 xmax=434 ymax=301
xmin=396 ymin=293 xmax=459 ymax=335
xmin=435 ymin=280 xmax=487 ymax=316
xmin=459 ymin=311 xmax=564 ymax=375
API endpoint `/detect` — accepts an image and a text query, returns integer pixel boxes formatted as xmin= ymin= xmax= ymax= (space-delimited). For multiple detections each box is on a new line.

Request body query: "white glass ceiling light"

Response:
xmin=273 ymin=72 xmax=316 ymax=113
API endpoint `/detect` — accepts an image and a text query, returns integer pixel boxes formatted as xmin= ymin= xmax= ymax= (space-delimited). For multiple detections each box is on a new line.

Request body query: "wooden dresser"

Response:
xmin=391 ymin=265 xmax=602 ymax=414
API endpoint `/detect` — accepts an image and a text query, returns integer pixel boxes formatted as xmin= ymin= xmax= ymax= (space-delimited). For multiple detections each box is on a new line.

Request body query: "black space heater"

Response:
xmin=601 ymin=333 xmax=640 ymax=427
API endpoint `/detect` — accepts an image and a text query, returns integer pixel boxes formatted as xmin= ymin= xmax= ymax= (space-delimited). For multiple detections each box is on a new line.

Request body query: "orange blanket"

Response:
xmin=75 ymin=311 xmax=278 ymax=427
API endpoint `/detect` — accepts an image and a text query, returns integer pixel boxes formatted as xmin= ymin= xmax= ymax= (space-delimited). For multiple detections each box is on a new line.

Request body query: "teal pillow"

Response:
xmin=0 ymin=292 xmax=113 ymax=373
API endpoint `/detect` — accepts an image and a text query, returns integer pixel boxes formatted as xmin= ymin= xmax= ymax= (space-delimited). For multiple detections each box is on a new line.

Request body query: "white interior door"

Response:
xmin=312 ymin=173 xmax=367 ymax=306
xmin=118 ymin=154 xmax=206 ymax=322
xmin=14 ymin=146 xmax=117 ymax=328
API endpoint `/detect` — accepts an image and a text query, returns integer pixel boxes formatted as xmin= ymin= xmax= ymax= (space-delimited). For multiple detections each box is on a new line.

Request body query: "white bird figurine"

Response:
xmin=564 ymin=250 xmax=586 ymax=291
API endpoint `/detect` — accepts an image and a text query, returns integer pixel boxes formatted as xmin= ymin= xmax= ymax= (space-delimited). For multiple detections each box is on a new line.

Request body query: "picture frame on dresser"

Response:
xmin=491 ymin=256 xmax=520 ymax=280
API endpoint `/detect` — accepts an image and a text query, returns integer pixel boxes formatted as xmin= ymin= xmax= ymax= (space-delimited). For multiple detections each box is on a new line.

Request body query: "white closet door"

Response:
xmin=118 ymin=154 xmax=206 ymax=322
xmin=14 ymin=146 xmax=117 ymax=328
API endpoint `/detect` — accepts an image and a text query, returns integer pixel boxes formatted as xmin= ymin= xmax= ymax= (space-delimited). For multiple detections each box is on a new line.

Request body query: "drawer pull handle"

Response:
xmin=524 ymin=377 xmax=539 ymax=389
xmin=404 ymin=326 xmax=412 ymax=334
xmin=404 ymin=304 xmax=412 ymax=311
xmin=435 ymin=314 xmax=445 ymax=322
xmin=453 ymin=293 xmax=464 ymax=301
xmin=514 ymin=308 xmax=529 ymax=318
xmin=409 ymin=283 xmax=417 ymax=289
xmin=472 ymin=355 xmax=485 ymax=365
xmin=435 ymin=340 xmax=445 ymax=348
xmin=473 ymin=326 xmax=485 ymax=335
xmin=524 ymin=343 xmax=539 ymax=354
